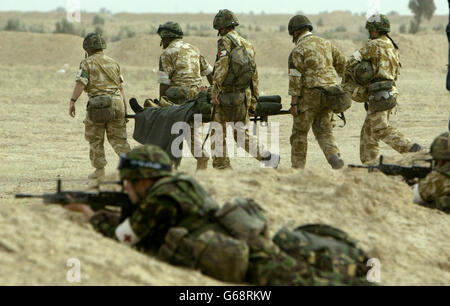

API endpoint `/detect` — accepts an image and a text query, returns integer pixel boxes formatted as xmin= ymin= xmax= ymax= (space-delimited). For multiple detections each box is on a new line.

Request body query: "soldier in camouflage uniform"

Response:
xmin=211 ymin=10 xmax=280 ymax=169
xmin=157 ymin=22 xmax=213 ymax=170
xmin=69 ymin=33 xmax=131 ymax=179
xmin=413 ymin=132 xmax=450 ymax=213
xmin=343 ymin=14 xmax=422 ymax=164
xmin=65 ymin=145 xmax=370 ymax=285
xmin=288 ymin=15 xmax=347 ymax=170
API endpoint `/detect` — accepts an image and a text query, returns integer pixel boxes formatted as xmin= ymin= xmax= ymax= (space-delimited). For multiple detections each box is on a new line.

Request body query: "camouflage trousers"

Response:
xmin=360 ymin=109 xmax=413 ymax=164
xmin=211 ymin=97 xmax=266 ymax=170
xmin=189 ymin=122 xmax=210 ymax=168
xmin=291 ymin=88 xmax=340 ymax=169
xmin=84 ymin=96 xmax=131 ymax=169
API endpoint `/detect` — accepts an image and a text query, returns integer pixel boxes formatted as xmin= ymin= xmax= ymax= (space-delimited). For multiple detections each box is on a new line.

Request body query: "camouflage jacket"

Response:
xmin=76 ymin=51 xmax=124 ymax=98
xmin=289 ymin=32 xmax=346 ymax=97
xmin=90 ymin=173 xmax=219 ymax=250
xmin=348 ymin=35 xmax=400 ymax=94
xmin=212 ymin=30 xmax=259 ymax=104
xmin=419 ymin=164 xmax=450 ymax=203
xmin=158 ymin=39 xmax=213 ymax=88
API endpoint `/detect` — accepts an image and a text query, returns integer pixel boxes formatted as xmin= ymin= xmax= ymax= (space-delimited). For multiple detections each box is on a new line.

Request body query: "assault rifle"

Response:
xmin=349 ymin=156 xmax=433 ymax=185
xmin=15 ymin=180 xmax=132 ymax=219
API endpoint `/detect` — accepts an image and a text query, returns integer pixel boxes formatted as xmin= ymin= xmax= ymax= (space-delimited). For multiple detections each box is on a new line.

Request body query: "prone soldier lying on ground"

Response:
xmin=413 ymin=132 xmax=450 ymax=214
xmin=25 ymin=145 xmax=373 ymax=286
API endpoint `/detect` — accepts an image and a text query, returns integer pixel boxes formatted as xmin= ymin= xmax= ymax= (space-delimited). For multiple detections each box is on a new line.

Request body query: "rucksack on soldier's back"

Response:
xmin=273 ymin=224 xmax=370 ymax=278
xmin=222 ymin=34 xmax=256 ymax=90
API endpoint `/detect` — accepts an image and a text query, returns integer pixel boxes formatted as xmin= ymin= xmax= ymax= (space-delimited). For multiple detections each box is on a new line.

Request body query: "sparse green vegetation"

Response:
xmin=335 ymin=26 xmax=347 ymax=33
xmin=111 ymin=26 xmax=136 ymax=42
xmin=92 ymin=15 xmax=105 ymax=26
xmin=279 ymin=25 xmax=287 ymax=33
xmin=54 ymin=19 xmax=78 ymax=35
xmin=4 ymin=18 xmax=26 ymax=32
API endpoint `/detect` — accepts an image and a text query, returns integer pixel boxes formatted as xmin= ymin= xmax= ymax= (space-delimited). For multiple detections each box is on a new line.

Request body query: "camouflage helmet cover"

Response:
xmin=118 ymin=145 xmax=173 ymax=180
xmin=157 ymin=21 xmax=184 ymax=38
xmin=353 ymin=60 xmax=374 ymax=85
xmin=83 ymin=32 xmax=107 ymax=52
xmin=288 ymin=15 xmax=313 ymax=35
xmin=365 ymin=14 xmax=390 ymax=33
xmin=430 ymin=132 xmax=450 ymax=160
xmin=213 ymin=9 xmax=239 ymax=30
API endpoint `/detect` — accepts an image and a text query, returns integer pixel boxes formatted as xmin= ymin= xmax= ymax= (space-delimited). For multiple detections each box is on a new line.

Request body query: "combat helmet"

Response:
xmin=353 ymin=60 xmax=374 ymax=85
xmin=83 ymin=32 xmax=106 ymax=52
xmin=157 ymin=21 xmax=184 ymax=38
xmin=213 ymin=9 xmax=239 ymax=30
xmin=430 ymin=132 xmax=450 ymax=161
xmin=118 ymin=145 xmax=173 ymax=180
xmin=288 ymin=15 xmax=313 ymax=36
xmin=365 ymin=14 xmax=390 ymax=33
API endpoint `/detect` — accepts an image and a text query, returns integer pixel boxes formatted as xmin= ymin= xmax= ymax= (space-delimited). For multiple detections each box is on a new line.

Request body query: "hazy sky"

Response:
xmin=0 ymin=0 xmax=448 ymax=15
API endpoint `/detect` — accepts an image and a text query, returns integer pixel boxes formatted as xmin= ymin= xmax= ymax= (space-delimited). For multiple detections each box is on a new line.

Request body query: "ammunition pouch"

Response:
xmin=218 ymin=91 xmax=247 ymax=122
xmin=158 ymin=227 xmax=249 ymax=283
xmin=321 ymin=85 xmax=352 ymax=114
xmin=367 ymin=80 xmax=397 ymax=112
xmin=87 ymin=95 xmax=115 ymax=123
xmin=273 ymin=224 xmax=369 ymax=277
xmin=215 ymin=197 xmax=268 ymax=241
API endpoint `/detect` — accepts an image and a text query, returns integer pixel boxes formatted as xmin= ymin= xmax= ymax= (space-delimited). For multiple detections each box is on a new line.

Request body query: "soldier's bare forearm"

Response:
xmin=71 ymin=81 xmax=85 ymax=102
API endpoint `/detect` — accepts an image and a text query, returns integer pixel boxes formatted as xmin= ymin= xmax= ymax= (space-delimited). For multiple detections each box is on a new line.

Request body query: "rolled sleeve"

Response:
xmin=200 ymin=54 xmax=213 ymax=76
xmin=76 ymin=61 xmax=89 ymax=86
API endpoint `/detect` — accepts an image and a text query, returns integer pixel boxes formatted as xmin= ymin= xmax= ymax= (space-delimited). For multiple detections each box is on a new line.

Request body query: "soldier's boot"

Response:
xmin=88 ymin=168 xmax=105 ymax=180
xmin=196 ymin=158 xmax=209 ymax=171
xmin=328 ymin=154 xmax=345 ymax=170
xmin=409 ymin=143 xmax=424 ymax=153
xmin=261 ymin=153 xmax=281 ymax=169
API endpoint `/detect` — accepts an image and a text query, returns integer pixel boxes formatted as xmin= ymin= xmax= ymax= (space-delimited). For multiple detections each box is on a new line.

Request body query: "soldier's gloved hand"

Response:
xmin=69 ymin=101 xmax=76 ymax=118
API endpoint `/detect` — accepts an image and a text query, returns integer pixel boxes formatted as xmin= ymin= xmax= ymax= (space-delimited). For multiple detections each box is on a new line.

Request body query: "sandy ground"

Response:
xmin=0 ymin=19 xmax=449 ymax=285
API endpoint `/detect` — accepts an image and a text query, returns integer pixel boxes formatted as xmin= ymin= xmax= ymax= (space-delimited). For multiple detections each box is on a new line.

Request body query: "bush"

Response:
xmin=94 ymin=26 xmax=104 ymax=36
xmin=432 ymin=24 xmax=444 ymax=32
xmin=4 ymin=18 xmax=26 ymax=32
xmin=255 ymin=26 xmax=262 ymax=32
xmin=399 ymin=24 xmax=407 ymax=34
xmin=92 ymin=15 xmax=105 ymax=26
xmin=54 ymin=19 xmax=77 ymax=35
xmin=29 ymin=24 xmax=45 ymax=33
xmin=317 ymin=18 xmax=324 ymax=27
xmin=279 ymin=25 xmax=287 ymax=33
xmin=112 ymin=26 xmax=136 ymax=42
xmin=335 ymin=26 xmax=347 ymax=32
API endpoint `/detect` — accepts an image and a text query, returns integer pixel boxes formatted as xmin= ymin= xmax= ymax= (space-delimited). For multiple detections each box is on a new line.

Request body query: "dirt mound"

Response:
xmin=2 ymin=167 xmax=449 ymax=285
xmin=1 ymin=31 xmax=446 ymax=70
xmin=0 ymin=31 xmax=84 ymax=67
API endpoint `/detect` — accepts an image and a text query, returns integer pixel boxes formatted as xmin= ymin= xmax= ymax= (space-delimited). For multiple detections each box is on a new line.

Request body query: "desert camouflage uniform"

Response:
xmin=289 ymin=32 xmax=346 ymax=169
xmin=211 ymin=30 xmax=266 ymax=169
xmin=76 ymin=52 xmax=131 ymax=169
xmin=348 ymin=36 xmax=414 ymax=164
xmin=90 ymin=173 xmax=369 ymax=286
xmin=417 ymin=164 xmax=450 ymax=213
xmin=158 ymin=39 xmax=213 ymax=165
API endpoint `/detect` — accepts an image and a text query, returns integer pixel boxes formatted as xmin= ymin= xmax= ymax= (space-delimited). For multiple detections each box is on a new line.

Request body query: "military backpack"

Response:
xmin=222 ymin=34 xmax=256 ymax=91
xmin=273 ymin=224 xmax=370 ymax=278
